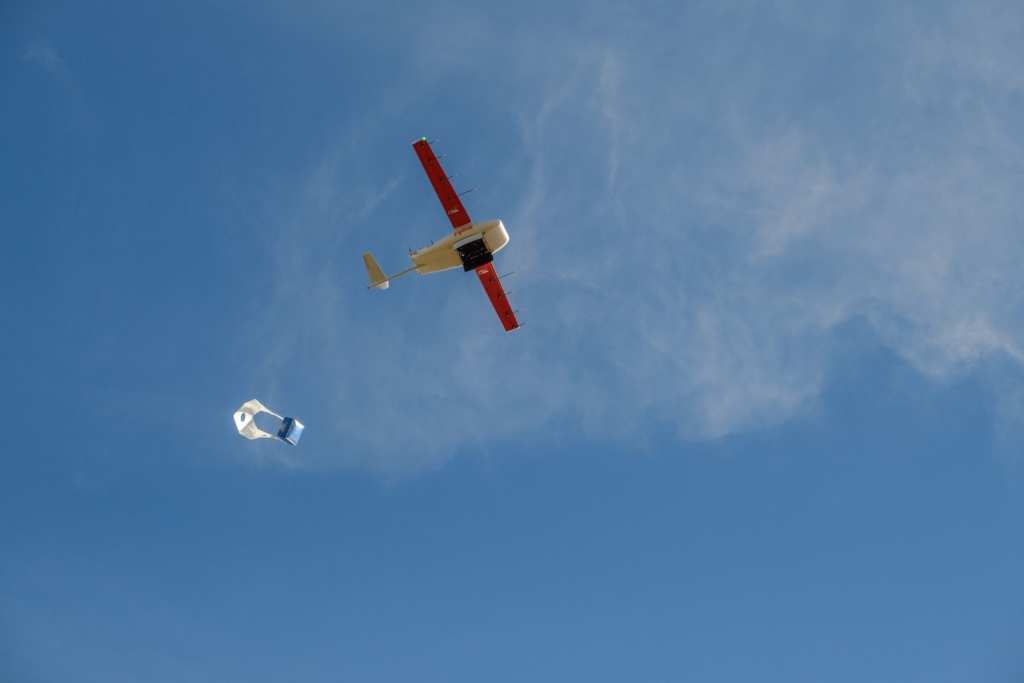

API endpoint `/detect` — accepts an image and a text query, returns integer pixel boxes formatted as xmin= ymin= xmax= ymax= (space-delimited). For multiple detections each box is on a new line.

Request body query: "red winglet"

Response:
xmin=413 ymin=138 xmax=472 ymax=231
xmin=475 ymin=264 xmax=520 ymax=332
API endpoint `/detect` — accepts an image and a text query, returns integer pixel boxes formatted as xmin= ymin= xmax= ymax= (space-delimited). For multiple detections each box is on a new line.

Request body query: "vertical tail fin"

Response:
xmin=362 ymin=252 xmax=389 ymax=290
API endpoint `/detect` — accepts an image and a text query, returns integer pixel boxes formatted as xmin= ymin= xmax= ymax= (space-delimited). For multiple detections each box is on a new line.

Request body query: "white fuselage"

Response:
xmin=411 ymin=219 xmax=509 ymax=274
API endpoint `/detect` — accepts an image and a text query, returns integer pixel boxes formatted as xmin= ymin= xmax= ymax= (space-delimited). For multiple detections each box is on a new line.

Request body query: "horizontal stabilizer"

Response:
xmin=362 ymin=252 xmax=389 ymax=290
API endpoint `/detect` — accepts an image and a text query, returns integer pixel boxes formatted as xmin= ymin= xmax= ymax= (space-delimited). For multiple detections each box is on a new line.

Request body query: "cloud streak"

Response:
xmin=22 ymin=39 xmax=66 ymax=76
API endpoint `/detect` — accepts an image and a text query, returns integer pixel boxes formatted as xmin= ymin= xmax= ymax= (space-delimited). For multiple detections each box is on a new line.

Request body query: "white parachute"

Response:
xmin=233 ymin=399 xmax=304 ymax=446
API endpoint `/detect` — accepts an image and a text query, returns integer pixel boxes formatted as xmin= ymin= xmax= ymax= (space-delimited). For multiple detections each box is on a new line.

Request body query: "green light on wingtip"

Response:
xmin=421 ymin=137 xmax=427 ymax=141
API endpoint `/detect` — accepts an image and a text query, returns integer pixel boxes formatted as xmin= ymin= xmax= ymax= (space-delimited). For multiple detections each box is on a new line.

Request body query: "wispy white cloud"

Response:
xmin=22 ymin=39 xmax=66 ymax=76
xmin=505 ymin=2 xmax=1024 ymax=438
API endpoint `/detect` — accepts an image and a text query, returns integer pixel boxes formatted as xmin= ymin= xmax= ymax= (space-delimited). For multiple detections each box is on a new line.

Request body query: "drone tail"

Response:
xmin=362 ymin=252 xmax=390 ymax=290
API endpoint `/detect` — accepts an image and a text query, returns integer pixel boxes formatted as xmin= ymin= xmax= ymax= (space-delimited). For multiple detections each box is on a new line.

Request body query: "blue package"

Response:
xmin=277 ymin=416 xmax=305 ymax=446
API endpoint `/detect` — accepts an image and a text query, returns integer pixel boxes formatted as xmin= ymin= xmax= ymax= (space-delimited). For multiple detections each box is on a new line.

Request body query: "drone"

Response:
xmin=362 ymin=138 xmax=520 ymax=332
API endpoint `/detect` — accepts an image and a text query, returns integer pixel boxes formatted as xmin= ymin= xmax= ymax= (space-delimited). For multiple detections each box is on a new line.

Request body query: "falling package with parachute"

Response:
xmin=233 ymin=399 xmax=305 ymax=446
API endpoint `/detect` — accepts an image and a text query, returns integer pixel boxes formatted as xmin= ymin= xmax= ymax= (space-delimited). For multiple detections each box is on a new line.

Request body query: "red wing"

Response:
xmin=413 ymin=138 xmax=472 ymax=231
xmin=475 ymin=264 xmax=520 ymax=332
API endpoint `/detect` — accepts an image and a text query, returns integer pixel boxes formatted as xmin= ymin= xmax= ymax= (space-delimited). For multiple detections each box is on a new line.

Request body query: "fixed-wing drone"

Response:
xmin=362 ymin=138 xmax=520 ymax=332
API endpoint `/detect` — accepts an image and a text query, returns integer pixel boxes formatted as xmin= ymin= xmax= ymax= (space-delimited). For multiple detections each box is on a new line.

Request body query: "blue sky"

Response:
xmin=2 ymin=0 xmax=1024 ymax=680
